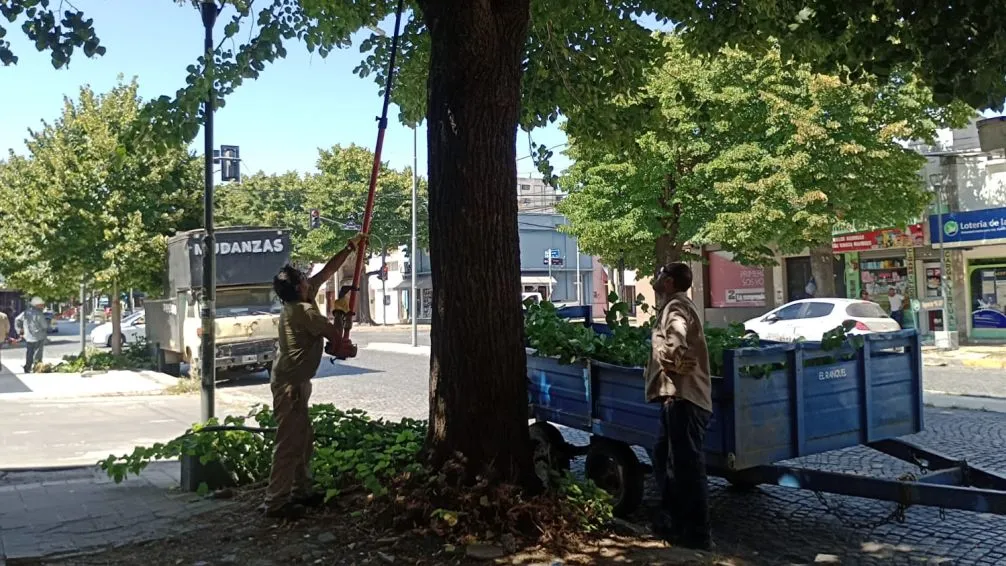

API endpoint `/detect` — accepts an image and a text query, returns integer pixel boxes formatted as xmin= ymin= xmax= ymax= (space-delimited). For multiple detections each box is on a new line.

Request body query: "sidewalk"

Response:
xmin=0 ymin=369 xmax=173 ymax=400
xmin=0 ymin=462 xmax=224 ymax=563
xmin=922 ymin=345 xmax=1006 ymax=369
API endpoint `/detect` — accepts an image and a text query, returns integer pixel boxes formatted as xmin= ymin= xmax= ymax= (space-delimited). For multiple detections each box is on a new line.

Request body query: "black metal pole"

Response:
xmin=200 ymin=0 xmax=217 ymax=422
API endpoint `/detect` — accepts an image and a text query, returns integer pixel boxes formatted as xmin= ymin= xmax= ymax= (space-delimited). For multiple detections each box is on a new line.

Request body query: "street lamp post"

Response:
xmin=199 ymin=0 xmax=218 ymax=421
xmin=411 ymin=126 xmax=418 ymax=346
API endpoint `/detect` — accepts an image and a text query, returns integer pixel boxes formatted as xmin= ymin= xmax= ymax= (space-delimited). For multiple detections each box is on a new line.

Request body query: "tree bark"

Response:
xmin=110 ymin=280 xmax=122 ymax=355
xmin=809 ymin=244 xmax=837 ymax=298
xmin=422 ymin=0 xmax=534 ymax=485
xmin=655 ymin=174 xmax=684 ymax=270
xmin=354 ymin=276 xmax=375 ymax=325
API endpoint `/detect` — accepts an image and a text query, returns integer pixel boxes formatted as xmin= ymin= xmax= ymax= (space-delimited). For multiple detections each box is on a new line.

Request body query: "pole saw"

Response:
xmin=325 ymin=0 xmax=406 ymax=361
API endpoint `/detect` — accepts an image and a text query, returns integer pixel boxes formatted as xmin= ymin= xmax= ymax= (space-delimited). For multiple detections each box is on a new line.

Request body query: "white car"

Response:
xmin=90 ymin=311 xmax=147 ymax=347
xmin=744 ymin=298 xmax=901 ymax=343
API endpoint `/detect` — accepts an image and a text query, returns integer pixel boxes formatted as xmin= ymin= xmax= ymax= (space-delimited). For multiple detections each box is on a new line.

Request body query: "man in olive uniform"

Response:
xmin=646 ymin=263 xmax=714 ymax=550
xmin=262 ymin=233 xmax=366 ymax=519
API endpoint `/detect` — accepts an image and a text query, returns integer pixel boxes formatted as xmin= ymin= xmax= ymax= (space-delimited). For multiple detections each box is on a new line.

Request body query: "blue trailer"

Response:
xmin=527 ymin=306 xmax=1006 ymax=518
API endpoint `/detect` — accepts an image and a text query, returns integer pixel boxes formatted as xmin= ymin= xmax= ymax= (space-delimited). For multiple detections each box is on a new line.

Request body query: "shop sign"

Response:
xmin=832 ymin=224 xmax=924 ymax=253
xmin=708 ymin=251 xmax=766 ymax=308
xmin=928 ymin=206 xmax=1006 ymax=248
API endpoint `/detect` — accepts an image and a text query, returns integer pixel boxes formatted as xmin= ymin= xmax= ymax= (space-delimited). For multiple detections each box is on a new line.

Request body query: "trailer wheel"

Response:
xmin=529 ymin=422 xmax=569 ymax=489
xmin=724 ymin=474 xmax=760 ymax=492
xmin=585 ymin=441 xmax=644 ymax=517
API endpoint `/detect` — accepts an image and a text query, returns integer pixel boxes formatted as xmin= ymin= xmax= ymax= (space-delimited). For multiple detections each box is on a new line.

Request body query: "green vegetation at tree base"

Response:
xmin=35 ymin=340 xmax=155 ymax=373
xmin=98 ymin=404 xmax=614 ymax=534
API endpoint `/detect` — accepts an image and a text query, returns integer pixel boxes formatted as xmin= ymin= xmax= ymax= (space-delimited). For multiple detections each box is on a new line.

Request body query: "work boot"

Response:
xmin=260 ymin=502 xmax=306 ymax=520
xmin=292 ymin=491 xmax=326 ymax=508
xmin=679 ymin=532 xmax=715 ymax=552
xmin=650 ymin=510 xmax=683 ymax=542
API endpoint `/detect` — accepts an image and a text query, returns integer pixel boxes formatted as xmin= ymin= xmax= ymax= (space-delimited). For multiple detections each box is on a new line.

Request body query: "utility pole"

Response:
xmin=199 ymin=0 xmax=218 ymax=421
xmin=575 ymin=238 xmax=582 ymax=305
xmin=381 ymin=250 xmax=387 ymax=326
xmin=411 ymin=126 xmax=418 ymax=346
xmin=79 ymin=280 xmax=86 ymax=355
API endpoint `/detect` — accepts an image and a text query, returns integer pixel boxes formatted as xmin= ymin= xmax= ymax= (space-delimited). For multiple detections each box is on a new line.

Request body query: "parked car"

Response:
xmin=744 ymin=298 xmax=901 ymax=343
xmin=44 ymin=310 xmax=58 ymax=333
xmin=90 ymin=311 xmax=146 ymax=347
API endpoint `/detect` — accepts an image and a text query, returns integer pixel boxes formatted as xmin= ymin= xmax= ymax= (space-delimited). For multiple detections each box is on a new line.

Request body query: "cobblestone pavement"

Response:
xmin=560 ymin=408 xmax=1006 ymax=565
xmin=0 ymin=463 xmax=222 ymax=562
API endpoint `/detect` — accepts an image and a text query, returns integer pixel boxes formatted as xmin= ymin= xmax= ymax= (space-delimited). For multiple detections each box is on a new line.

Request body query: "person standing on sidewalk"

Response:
xmin=888 ymin=287 xmax=905 ymax=327
xmin=645 ymin=263 xmax=714 ymax=551
xmin=261 ymin=233 xmax=366 ymax=519
xmin=14 ymin=298 xmax=47 ymax=373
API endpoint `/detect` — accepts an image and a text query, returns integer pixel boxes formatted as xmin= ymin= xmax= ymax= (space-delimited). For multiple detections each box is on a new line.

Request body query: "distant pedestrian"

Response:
xmin=14 ymin=297 xmax=47 ymax=373
xmin=262 ymin=233 xmax=366 ymax=520
xmin=888 ymin=287 xmax=905 ymax=327
xmin=860 ymin=289 xmax=870 ymax=301
xmin=646 ymin=263 xmax=714 ymax=551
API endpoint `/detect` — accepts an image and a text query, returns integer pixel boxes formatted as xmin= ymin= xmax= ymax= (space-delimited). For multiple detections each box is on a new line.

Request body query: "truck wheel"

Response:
xmin=585 ymin=440 xmax=644 ymax=518
xmin=724 ymin=473 xmax=760 ymax=492
xmin=529 ymin=422 xmax=570 ymax=489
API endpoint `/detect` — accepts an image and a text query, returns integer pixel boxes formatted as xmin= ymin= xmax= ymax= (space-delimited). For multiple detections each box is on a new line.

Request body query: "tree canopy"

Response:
xmin=217 ymin=144 xmax=427 ymax=265
xmin=559 ymin=37 xmax=973 ymax=274
xmin=0 ymin=79 xmax=202 ymax=300
xmin=666 ymin=1 xmax=1006 ymax=111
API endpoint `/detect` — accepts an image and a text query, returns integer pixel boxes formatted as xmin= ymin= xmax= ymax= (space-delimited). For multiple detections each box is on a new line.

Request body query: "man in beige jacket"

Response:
xmin=645 ymin=262 xmax=713 ymax=551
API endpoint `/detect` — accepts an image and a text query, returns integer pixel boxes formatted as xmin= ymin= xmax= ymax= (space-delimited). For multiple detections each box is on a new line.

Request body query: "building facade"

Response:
xmin=385 ymin=212 xmax=594 ymax=323
xmin=516 ymin=176 xmax=562 ymax=213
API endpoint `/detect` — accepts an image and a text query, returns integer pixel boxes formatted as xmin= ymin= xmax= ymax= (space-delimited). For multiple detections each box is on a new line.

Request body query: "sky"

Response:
xmin=0 ymin=1 xmax=570 ymax=179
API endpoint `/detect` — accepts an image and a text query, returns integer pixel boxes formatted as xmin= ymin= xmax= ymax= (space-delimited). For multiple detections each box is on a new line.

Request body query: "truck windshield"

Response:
xmin=216 ymin=287 xmax=281 ymax=316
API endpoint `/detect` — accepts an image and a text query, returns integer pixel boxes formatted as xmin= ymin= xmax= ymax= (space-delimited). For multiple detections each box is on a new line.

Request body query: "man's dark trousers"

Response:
xmin=654 ymin=398 xmax=712 ymax=545
xmin=24 ymin=341 xmax=43 ymax=373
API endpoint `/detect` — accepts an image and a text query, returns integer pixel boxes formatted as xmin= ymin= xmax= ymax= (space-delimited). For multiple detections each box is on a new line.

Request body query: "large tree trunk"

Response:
xmin=423 ymin=0 xmax=534 ymax=485
xmin=809 ymin=244 xmax=837 ymax=298
xmin=110 ymin=280 xmax=122 ymax=355
xmin=354 ymin=276 xmax=375 ymax=325
xmin=655 ymin=235 xmax=683 ymax=267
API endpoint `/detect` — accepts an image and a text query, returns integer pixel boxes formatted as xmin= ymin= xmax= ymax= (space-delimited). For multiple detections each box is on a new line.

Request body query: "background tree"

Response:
xmin=560 ymin=37 xmax=972 ymax=289
xmin=217 ymin=144 xmax=427 ymax=322
xmin=662 ymin=1 xmax=1006 ymax=111
xmin=7 ymin=0 xmax=1002 ymax=483
xmin=0 ymin=80 xmax=201 ymax=353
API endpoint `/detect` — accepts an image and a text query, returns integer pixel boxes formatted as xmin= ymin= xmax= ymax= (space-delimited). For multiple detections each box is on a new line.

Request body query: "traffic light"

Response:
xmin=220 ymin=145 xmax=240 ymax=182
xmin=378 ymin=263 xmax=389 ymax=281
xmin=309 ymin=209 xmax=321 ymax=229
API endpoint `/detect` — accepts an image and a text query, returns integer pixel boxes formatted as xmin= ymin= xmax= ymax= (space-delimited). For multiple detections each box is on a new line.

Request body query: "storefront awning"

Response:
xmin=393 ymin=274 xmax=432 ymax=290
xmin=521 ymin=275 xmax=556 ymax=286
